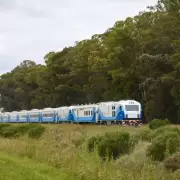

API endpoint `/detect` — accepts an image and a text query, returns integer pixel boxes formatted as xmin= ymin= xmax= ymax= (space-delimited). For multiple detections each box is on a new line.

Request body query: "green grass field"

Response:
xmin=0 ymin=123 xmax=179 ymax=180
xmin=0 ymin=152 xmax=74 ymax=180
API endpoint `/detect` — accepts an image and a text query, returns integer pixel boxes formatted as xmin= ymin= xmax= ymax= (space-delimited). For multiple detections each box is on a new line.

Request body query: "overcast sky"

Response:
xmin=0 ymin=0 xmax=157 ymax=74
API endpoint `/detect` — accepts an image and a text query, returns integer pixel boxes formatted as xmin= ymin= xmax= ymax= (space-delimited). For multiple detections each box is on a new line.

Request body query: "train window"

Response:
xmin=2 ymin=115 xmax=9 ymax=120
xmin=43 ymin=113 xmax=53 ymax=117
xmin=119 ymin=106 xmax=122 ymax=110
xmin=30 ymin=114 xmax=39 ymax=118
xmin=112 ymin=106 xmax=115 ymax=109
xmin=112 ymin=111 xmax=115 ymax=117
xmin=19 ymin=114 xmax=27 ymax=118
xmin=125 ymin=105 xmax=139 ymax=111
xmin=77 ymin=110 xmax=79 ymax=117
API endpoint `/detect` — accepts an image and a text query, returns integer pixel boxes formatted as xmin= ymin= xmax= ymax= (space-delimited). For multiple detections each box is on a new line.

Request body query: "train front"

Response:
xmin=122 ymin=100 xmax=142 ymax=125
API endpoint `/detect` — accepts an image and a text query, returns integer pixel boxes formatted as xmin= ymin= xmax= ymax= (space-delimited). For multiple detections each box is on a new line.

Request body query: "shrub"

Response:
xmin=0 ymin=123 xmax=44 ymax=138
xmin=0 ymin=124 xmax=45 ymax=138
xmin=150 ymin=126 xmax=180 ymax=140
xmin=87 ymin=135 xmax=102 ymax=153
xmin=149 ymin=119 xmax=170 ymax=130
xmin=0 ymin=126 xmax=18 ymax=138
xmin=164 ymin=152 xmax=180 ymax=172
xmin=28 ymin=125 xmax=45 ymax=139
xmin=16 ymin=124 xmax=40 ymax=134
xmin=87 ymin=131 xmax=138 ymax=161
xmin=146 ymin=131 xmax=180 ymax=161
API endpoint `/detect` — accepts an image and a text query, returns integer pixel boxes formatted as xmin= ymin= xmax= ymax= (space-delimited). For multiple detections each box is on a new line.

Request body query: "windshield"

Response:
xmin=125 ymin=105 xmax=139 ymax=111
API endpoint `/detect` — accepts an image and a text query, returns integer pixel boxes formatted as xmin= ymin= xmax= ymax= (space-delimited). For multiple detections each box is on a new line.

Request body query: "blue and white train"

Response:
xmin=0 ymin=100 xmax=142 ymax=125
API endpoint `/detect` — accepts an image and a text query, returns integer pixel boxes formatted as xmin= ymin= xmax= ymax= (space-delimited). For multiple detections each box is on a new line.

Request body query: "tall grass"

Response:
xmin=0 ymin=151 xmax=75 ymax=180
xmin=0 ymin=123 xmax=179 ymax=180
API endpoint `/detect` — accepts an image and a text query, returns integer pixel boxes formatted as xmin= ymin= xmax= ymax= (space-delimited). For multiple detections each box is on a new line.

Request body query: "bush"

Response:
xmin=87 ymin=131 xmax=138 ymax=161
xmin=28 ymin=125 xmax=45 ymax=139
xmin=164 ymin=152 xmax=180 ymax=172
xmin=150 ymin=126 xmax=180 ymax=140
xmin=146 ymin=131 xmax=180 ymax=161
xmin=0 ymin=123 xmax=44 ymax=138
xmin=87 ymin=135 xmax=102 ymax=153
xmin=0 ymin=126 xmax=18 ymax=138
xmin=17 ymin=124 xmax=40 ymax=134
xmin=149 ymin=119 xmax=170 ymax=130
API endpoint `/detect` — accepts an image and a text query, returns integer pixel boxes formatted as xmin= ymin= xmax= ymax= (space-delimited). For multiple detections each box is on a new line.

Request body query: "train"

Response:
xmin=0 ymin=100 xmax=142 ymax=125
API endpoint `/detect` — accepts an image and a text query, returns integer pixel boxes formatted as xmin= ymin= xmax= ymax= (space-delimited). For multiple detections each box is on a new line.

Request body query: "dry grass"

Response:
xmin=0 ymin=123 xmax=179 ymax=180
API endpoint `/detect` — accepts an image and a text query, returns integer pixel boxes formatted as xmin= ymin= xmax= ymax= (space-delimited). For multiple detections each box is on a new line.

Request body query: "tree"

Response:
xmin=0 ymin=0 xmax=180 ymax=123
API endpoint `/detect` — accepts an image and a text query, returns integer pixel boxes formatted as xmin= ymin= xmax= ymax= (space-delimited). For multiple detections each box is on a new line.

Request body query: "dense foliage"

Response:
xmin=147 ymin=130 xmax=180 ymax=161
xmin=0 ymin=0 xmax=180 ymax=123
xmin=87 ymin=131 xmax=137 ymax=160
xmin=28 ymin=125 xmax=45 ymax=139
xmin=0 ymin=124 xmax=45 ymax=139
xmin=149 ymin=118 xmax=170 ymax=129
xmin=164 ymin=152 xmax=180 ymax=171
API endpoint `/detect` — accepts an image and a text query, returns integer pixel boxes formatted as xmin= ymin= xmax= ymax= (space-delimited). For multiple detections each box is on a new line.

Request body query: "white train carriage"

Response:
xmin=1 ymin=112 xmax=10 ymax=123
xmin=28 ymin=109 xmax=41 ymax=123
xmin=18 ymin=110 xmax=28 ymax=122
xmin=97 ymin=101 xmax=119 ymax=123
xmin=41 ymin=108 xmax=56 ymax=123
xmin=9 ymin=111 xmax=18 ymax=122
xmin=56 ymin=106 xmax=71 ymax=122
xmin=70 ymin=104 xmax=98 ymax=123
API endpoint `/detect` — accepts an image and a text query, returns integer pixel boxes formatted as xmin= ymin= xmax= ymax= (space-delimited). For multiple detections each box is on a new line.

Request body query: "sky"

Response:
xmin=0 ymin=0 xmax=158 ymax=74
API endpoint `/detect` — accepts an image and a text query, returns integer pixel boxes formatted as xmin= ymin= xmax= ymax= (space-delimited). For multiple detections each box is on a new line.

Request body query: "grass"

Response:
xmin=0 ymin=123 xmax=179 ymax=180
xmin=0 ymin=151 xmax=74 ymax=180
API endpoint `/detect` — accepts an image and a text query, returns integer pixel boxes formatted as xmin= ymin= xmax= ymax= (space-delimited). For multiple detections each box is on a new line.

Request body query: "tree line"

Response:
xmin=0 ymin=0 xmax=180 ymax=123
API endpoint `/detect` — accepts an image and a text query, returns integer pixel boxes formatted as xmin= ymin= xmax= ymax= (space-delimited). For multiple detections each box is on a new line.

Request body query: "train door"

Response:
xmin=112 ymin=105 xmax=116 ymax=118
xmin=77 ymin=109 xmax=79 ymax=121
xmin=95 ymin=106 xmax=99 ymax=123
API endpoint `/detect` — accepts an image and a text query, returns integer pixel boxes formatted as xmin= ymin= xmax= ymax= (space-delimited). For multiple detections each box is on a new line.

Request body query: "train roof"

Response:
xmin=117 ymin=100 xmax=140 ymax=105
xmin=55 ymin=106 xmax=69 ymax=108
xmin=28 ymin=109 xmax=40 ymax=113
xmin=0 ymin=99 xmax=141 ymax=114
xmin=41 ymin=108 xmax=54 ymax=111
xmin=70 ymin=104 xmax=97 ymax=109
xmin=97 ymin=101 xmax=116 ymax=105
xmin=1 ymin=112 xmax=10 ymax=114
